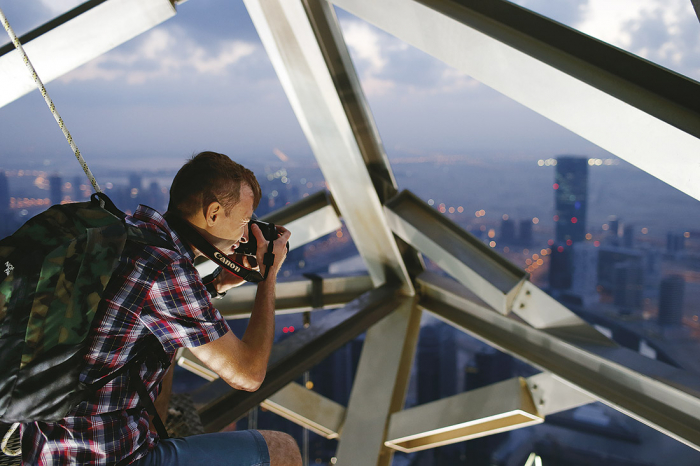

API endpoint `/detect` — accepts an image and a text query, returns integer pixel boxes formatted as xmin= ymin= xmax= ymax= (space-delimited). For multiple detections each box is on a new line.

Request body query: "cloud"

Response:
xmin=60 ymin=27 xmax=257 ymax=85
xmin=577 ymin=0 xmax=699 ymax=79
xmin=38 ymin=0 xmax=82 ymax=15
xmin=339 ymin=18 xmax=481 ymax=97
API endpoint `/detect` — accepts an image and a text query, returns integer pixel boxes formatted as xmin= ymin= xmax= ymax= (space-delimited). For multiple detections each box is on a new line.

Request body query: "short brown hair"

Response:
xmin=168 ymin=151 xmax=262 ymax=218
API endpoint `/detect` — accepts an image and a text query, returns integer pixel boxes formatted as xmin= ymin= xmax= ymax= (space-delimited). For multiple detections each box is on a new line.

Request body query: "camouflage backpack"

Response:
xmin=0 ymin=193 xmax=171 ymax=426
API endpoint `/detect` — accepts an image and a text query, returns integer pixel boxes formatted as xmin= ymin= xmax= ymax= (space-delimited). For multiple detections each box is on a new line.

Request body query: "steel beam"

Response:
xmin=693 ymin=1 xmax=700 ymax=25
xmin=384 ymin=376 xmax=543 ymax=453
xmin=242 ymin=0 xmax=413 ymax=292
xmin=386 ymin=190 xmax=612 ymax=340
xmin=383 ymin=371 xmax=592 ymax=452
xmin=0 ymin=0 xmax=176 ymax=108
xmin=385 ymin=190 xmax=527 ymax=315
xmin=334 ymin=297 xmax=421 ymax=466
xmin=330 ymin=0 xmax=700 ymax=201
xmin=192 ymin=284 xmax=405 ymax=432
xmin=261 ymin=382 xmax=346 ymax=439
xmin=214 ymin=274 xmax=373 ymax=318
xmin=525 ymin=372 xmax=594 ymax=417
xmin=417 ymin=271 xmax=700 ymax=452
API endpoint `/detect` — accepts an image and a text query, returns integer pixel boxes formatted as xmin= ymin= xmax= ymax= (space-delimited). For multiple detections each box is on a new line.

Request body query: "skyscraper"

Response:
xmin=0 ymin=170 xmax=10 ymax=237
xmin=499 ymin=218 xmax=515 ymax=243
xmin=554 ymin=156 xmax=588 ymax=243
xmin=518 ymin=219 xmax=533 ymax=245
xmin=49 ymin=174 xmax=63 ymax=206
xmin=658 ymin=275 xmax=685 ymax=327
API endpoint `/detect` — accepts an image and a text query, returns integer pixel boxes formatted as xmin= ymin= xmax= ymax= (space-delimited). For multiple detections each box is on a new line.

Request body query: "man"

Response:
xmin=21 ymin=152 xmax=300 ymax=465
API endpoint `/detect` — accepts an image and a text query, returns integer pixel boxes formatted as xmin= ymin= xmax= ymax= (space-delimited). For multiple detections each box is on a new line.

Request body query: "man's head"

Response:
xmin=169 ymin=151 xmax=262 ymax=253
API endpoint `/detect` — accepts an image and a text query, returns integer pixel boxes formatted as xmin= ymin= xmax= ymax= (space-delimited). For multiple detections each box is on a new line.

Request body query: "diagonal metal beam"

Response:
xmin=330 ymin=0 xmax=700 ymax=201
xmin=383 ymin=372 xmax=592 ymax=453
xmin=386 ymin=190 xmax=615 ymax=345
xmin=385 ymin=190 xmax=527 ymax=315
xmin=0 ymin=0 xmax=176 ymax=108
xmin=261 ymin=381 xmax=346 ymax=439
xmin=242 ymin=0 xmax=414 ymax=292
xmin=214 ymin=274 xmax=373 ymax=319
xmin=335 ymin=296 xmax=421 ymax=466
xmin=693 ymin=1 xmax=700 ymax=25
xmin=385 ymin=376 xmax=543 ymax=453
xmin=192 ymin=284 xmax=406 ymax=432
xmin=418 ymin=271 xmax=700 ymax=452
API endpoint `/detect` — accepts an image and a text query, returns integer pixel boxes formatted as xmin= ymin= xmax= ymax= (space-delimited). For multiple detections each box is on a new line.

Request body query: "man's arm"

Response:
xmin=190 ymin=225 xmax=290 ymax=391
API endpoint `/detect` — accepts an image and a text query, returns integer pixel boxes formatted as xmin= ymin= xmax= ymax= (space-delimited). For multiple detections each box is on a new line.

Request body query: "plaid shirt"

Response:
xmin=21 ymin=205 xmax=230 ymax=465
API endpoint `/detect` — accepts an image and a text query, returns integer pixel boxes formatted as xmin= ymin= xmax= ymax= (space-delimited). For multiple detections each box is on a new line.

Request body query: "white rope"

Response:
xmin=1 ymin=422 xmax=20 ymax=457
xmin=0 ymin=6 xmax=101 ymax=194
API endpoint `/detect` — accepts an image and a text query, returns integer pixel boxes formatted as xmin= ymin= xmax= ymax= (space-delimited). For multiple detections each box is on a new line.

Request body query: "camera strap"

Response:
xmin=164 ymin=214 xmax=273 ymax=283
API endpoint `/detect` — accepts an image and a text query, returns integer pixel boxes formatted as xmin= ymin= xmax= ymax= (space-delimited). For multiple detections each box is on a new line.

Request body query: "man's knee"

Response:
xmin=258 ymin=430 xmax=301 ymax=466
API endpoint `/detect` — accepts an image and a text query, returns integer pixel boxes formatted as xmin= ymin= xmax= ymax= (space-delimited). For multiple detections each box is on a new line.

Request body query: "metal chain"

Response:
xmin=0 ymin=6 xmax=101 ymax=194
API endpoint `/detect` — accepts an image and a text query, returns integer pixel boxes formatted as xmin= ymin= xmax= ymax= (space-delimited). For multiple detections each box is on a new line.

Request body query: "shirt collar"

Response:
xmin=131 ymin=205 xmax=196 ymax=262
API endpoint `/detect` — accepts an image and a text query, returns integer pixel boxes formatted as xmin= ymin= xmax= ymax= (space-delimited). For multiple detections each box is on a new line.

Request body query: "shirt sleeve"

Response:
xmin=142 ymin=257 xmax=230 ymax=353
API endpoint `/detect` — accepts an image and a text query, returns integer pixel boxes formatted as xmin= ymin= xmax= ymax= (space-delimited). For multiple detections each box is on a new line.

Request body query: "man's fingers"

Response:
xmin=251 ymin=223 xmax=266 ymax=243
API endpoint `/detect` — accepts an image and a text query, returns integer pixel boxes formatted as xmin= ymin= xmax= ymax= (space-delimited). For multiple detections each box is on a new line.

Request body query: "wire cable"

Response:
xmin=0 ymin=6 xmax=101 ymax=194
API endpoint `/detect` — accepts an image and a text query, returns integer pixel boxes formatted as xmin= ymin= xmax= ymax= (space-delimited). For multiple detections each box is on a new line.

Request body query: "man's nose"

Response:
xmin=240 ymin=226 xmax=249 ymax=243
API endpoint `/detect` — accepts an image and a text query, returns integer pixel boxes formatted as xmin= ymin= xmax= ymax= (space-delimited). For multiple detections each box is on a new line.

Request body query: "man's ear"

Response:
xmin=205 ymin=202 xmax=222 ymax=227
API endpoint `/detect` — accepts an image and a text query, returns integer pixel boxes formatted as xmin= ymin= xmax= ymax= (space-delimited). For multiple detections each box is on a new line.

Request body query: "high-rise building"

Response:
xmin=0 ymin=170 xmax=9 ymax=211
xmin=499 ymin=218 xmax=515 ymax=243
xmin=607 ymin=216 xmax=621 ymax=246
xmin=49 ymin=174 xmax=63 ymax=206
xmin=613 ymin=262 xmax=644 ymax=312
xmin=518 ymin=219 xmax=533 ymax=245
xmin=570 ymin=243 xmax=600 ymax=307
xmin=554 ymin=156 xmax=588 ymax=243
xmin=658 ymin=275 xmax=685 ymax=326
xmin=667 ymin=232 xmax=685 ymax=254
xmin=0 ymin=170 xmax=10 ymax=237
xmin=623 ymin=224 xmax=635 ymax=248
xmin=548 ymin=245 xmax=573 ymax=290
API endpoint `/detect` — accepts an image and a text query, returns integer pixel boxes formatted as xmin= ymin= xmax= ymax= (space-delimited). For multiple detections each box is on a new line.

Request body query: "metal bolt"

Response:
xmin=539 ymin=399 xmax=545 ymax=406
xmin=532 ymin=384 xmax=538 ymax=390
xmin=520 ymin=303 xmax=525 ymax=308
xmin=526 ymin=290 xmax=531 ymax=296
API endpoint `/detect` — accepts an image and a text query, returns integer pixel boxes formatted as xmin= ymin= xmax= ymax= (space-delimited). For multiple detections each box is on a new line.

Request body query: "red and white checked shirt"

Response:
xmin=21 ymin=205 xmax=230 ymax=465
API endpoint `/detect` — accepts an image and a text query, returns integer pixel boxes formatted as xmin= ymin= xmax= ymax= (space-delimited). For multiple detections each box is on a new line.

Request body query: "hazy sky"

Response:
xmin=0 ymin=0 xmax=698 ymax=173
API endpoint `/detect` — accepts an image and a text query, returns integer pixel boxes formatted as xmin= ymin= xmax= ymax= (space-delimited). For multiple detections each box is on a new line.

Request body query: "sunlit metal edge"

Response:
xmin=242 ymin=0 xmax=413 ymax=293
xmin=417 ymin=271 xmax=700 ymax=452
xmin=384 ymin=376 xmax=542 ymax=453
xmin=260 ymin=382 xmax=346 ymax=439
xmin=0 ymin=0 xmax=176 ymax=108
xmin=329 ymin=0 xmax=700 ymax=202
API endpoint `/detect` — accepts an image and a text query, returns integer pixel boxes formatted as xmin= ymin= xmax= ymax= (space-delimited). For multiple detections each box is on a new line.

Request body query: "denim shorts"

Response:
xmin=131 ymin=430 xmax=270 ymax=466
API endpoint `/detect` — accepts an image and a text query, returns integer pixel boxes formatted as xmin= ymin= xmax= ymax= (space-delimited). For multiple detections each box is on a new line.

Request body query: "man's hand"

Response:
xmin=251 ymin=223 xmax=291 ymax=279
xmin=217 ymin=254 xmax=258 ymax=292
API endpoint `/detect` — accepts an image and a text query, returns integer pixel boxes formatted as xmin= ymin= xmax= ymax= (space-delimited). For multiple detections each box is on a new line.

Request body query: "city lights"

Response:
xmin=585 ymin=233 xmax=592 ymax=240
xmin=532 ymin=217 xmax=539 ymax=224
xmin=489 ymin=241 xmax=496 ymax=248
xmin=641 ymin=227 xmax=648 ymax=234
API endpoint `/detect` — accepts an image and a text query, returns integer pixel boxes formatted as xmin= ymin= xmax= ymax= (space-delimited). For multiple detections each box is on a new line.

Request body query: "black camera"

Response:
xmin=236 ymin=218 xmax=288 ymax=256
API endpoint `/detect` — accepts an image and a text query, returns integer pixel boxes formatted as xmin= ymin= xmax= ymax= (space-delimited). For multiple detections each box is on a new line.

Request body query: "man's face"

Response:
xmin=202 ymin=183 xmax=255 ymax=254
